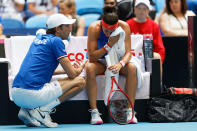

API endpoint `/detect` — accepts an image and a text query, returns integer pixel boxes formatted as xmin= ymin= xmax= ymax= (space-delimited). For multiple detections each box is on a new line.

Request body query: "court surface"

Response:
xmin=0 ymin=122 xmax=197 ymax=131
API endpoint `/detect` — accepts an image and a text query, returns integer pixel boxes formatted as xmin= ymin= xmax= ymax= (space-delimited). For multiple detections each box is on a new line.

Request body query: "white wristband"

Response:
xmin=119 ymin=60 xmax=126 ymax=67
xmin=103 ymin=43 xmax=112 ymax=52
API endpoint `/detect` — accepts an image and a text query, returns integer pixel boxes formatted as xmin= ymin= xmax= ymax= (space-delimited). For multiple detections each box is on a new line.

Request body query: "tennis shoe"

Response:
xmin=18 ymin=108 xmax=41 ymax=127
xmin=126 ymin=108 xmax=138 ymax=124
xmin=29 ymin=107 xmax=58 ymax=128
xmin=89 ymin=109 xmax=103 ymax=125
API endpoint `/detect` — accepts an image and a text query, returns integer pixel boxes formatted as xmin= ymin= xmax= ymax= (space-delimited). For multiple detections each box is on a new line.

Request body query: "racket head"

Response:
xmin=107 ymin=78 xmax=134 ymax=124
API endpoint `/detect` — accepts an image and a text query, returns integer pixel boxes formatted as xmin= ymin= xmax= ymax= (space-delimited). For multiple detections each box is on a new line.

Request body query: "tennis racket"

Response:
xmin=107 ymin=75 xmax=134 ymax=124
xmin=105 ymin=52 xmax=134 ymax=124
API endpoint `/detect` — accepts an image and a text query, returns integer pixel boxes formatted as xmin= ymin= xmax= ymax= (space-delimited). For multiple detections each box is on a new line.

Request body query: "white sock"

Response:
xmin=41 ymin=99 xmax=60 ymax=111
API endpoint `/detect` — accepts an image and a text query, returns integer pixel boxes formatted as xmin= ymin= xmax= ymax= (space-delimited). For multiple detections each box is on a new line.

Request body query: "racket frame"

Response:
xmin=107 ymin=76 xmax=134 ymax=124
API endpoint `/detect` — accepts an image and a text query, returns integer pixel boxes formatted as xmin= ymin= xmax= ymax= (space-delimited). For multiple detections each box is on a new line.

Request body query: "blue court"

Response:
xmin=0 ymin=122 xmax=197 ymax=131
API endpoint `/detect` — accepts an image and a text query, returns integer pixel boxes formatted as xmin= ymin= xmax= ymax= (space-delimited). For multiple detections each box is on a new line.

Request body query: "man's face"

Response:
xmin=105 ymin=0 xmax=116 ymax=7
xmin=58 ymin=24 xmax=72 ymax=40
xmin=134 ymin=4 xmax=149 ymax=21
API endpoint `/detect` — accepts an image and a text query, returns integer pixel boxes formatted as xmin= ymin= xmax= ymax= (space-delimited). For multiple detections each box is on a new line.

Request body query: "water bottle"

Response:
xmin=143 ymin=34 xmax=153 ymax=59
xmin=143 ymin=35 xmax=153 ymax=73
xmin=138 ymin=52 xmax=145 ymax=72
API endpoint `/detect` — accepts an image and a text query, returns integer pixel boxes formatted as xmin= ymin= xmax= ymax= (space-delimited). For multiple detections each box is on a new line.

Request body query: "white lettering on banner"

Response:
xmin=33 ymin=38 xmax=47 ymax=45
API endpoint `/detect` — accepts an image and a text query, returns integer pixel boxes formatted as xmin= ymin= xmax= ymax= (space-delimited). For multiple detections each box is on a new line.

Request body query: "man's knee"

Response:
xmin=76 ymin=76 xmax=86 ymax=89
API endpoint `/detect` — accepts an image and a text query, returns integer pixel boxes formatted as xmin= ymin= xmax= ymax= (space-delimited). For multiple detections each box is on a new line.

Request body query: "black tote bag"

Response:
xmin=148 ymin=94 xmax=197 ymax=122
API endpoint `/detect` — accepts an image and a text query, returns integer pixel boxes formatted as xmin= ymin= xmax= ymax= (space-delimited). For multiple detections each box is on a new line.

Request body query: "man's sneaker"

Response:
xmin=126 ymin=108 xmax=138 ymax=124
xmin=29 ymin=107 xmax=58 ymax=128
xmin=18 ymin=108 xmax=41 ymax=127
xmin=89 ymin=109 xmax=103 ymax=125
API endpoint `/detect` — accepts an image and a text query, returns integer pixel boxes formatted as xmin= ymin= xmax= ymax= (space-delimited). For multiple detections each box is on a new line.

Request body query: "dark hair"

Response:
xmin=46 ymin=28 xmax=56 ymax=35
xmin=165 ymin=0 xmax=187 ymax=15
xmin=101 ymin=6 xmax=118 ymax=25
xmin=46 ymin=25 xmax=64 ymax=35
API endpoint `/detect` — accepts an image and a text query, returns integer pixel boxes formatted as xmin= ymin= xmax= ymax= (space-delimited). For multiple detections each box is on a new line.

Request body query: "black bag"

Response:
xmin=148 ymin=94 xmax=197 ymax=122
xmin=117 ymin=0 xmax=134 ymax=21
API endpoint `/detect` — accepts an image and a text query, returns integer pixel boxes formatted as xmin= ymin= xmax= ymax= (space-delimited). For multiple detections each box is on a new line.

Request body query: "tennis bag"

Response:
xmin=147 ymin=94 xmax=197 ymax=122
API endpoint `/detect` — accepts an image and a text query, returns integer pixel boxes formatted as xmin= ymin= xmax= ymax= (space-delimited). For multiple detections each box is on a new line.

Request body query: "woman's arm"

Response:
xmin=159 ymin=13 xmax=187 ymax=36
xmin=87 ymin=22 xmax=107 ymax=62
xmin=76 ymin=17 xmax=85 ymax=36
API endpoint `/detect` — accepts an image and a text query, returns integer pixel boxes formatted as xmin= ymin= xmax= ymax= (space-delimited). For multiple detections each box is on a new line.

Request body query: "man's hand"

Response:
xmin=73 ymin=59 xmax=88 ymax=69
xmin=72 ymin=60 xmax=81 ymax=69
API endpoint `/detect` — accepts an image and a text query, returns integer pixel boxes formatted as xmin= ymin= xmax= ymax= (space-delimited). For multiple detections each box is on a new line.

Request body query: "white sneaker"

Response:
xmin=89 ymin=109 xmax=103 ymax=125
xmin=18 ymin=108 xmax=41 ymax=127
xmin=126 ymin=108 xmax=138 ymax=124
xmin=29 ymin=107 xmax=58 ymax=128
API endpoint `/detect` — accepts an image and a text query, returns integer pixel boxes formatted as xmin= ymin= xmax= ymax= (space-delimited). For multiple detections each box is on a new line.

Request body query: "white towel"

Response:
xmin=104 ymin=27 xmax=125 ymax=105
xmin=110 ymin=27 xmax=126 ymax=60
xmin=104 ymin=27 xmax=144 ymax=105
xmin=129 ymin=56 xmax=144 ymax=89
xmin=104 ymin=49 xmax=119 ymax=105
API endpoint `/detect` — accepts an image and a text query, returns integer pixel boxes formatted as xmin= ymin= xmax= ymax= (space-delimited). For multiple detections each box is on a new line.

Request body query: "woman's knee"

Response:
xmin=127 ymin=63 xmax=137 ymax=75
xmin=85 ymin=63 xmax=96 ymax=76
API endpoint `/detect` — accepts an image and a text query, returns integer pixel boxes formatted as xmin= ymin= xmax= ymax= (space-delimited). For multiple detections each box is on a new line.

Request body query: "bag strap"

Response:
xmin=168 ymin=87 xmax=197 ymax=96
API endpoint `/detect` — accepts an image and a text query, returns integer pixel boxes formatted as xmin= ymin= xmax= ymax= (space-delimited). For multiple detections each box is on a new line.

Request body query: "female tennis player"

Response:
xmin=85 ymin=6 xmax=138 ymax=125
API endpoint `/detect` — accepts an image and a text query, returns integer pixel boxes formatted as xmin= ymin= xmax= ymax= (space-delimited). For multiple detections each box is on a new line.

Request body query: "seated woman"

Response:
xmin=59 ymin=0 xmax=85 ymax=36
xmin=159 ymin=0 xmax=195 ymax=36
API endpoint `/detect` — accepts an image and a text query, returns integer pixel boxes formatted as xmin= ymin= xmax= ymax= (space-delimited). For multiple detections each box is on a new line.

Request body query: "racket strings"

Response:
xmin=109 ymin=91 xmax=131 ymax=123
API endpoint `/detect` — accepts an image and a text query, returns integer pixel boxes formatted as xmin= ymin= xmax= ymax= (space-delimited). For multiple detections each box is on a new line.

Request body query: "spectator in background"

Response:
xmin=59 ymin=0 xmax=85 ymax=36
xmin=159 ymin=0 xmax=195 ymax=36
xmin=98 ymin=0 xmax=117 ymax=20
xmin=117 ymin=0 xmax=135 ymax=21
xmin=126 ymin=0 xmax=165 ymax=77
xmin=100 ymin=0 xmax=135 ymax=21
xmin=0 ymin=0 xmax=25 ymax=21
xmin=104 ymin=0 xmax=117 ymax=7
xmin=27 ymin=0 xmax=58 ymax=16
xmin=0 ymin=17 xmax=6 ymax=39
